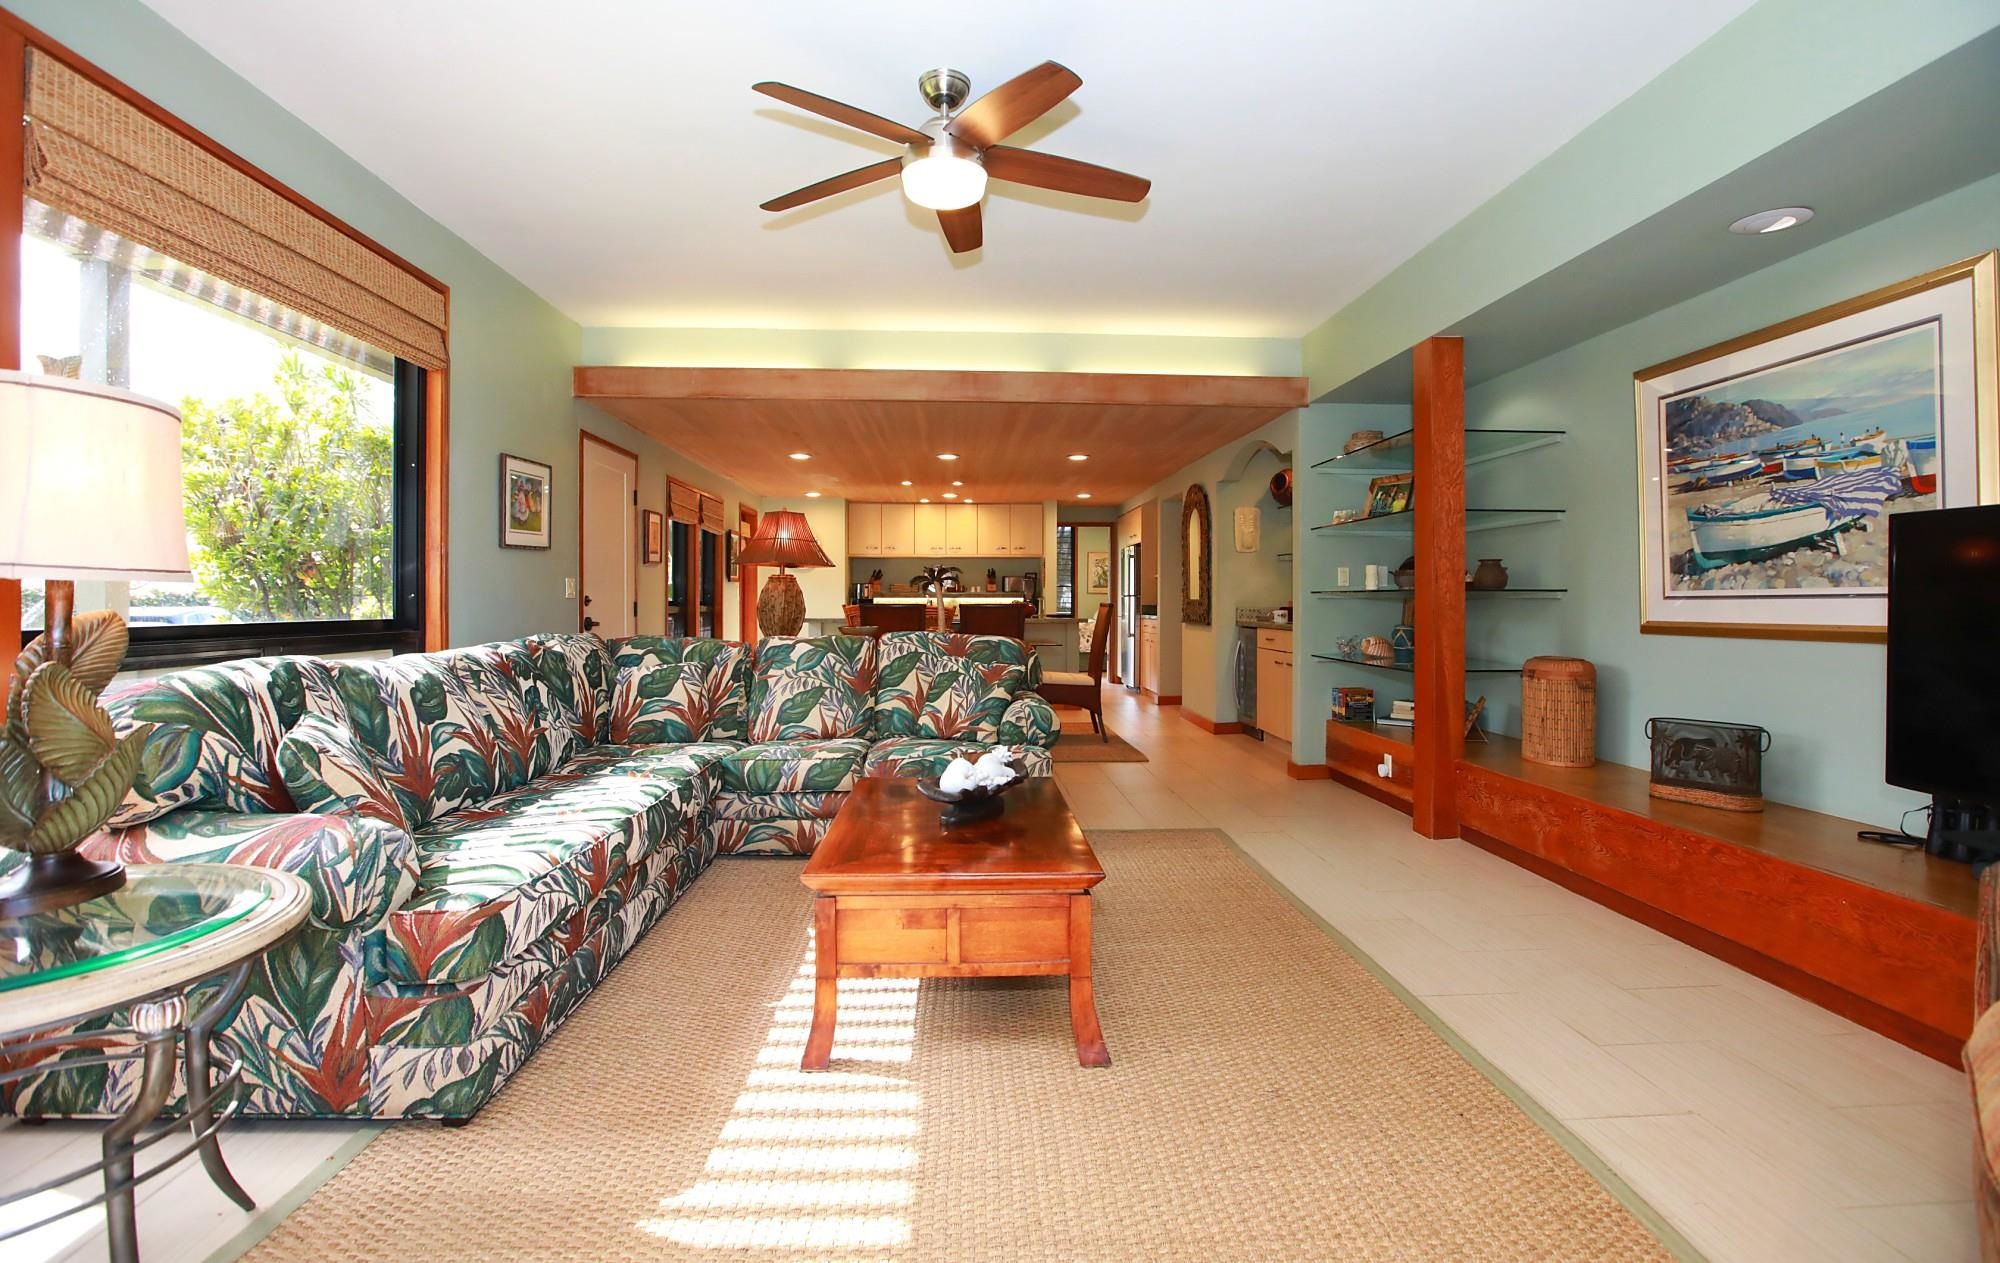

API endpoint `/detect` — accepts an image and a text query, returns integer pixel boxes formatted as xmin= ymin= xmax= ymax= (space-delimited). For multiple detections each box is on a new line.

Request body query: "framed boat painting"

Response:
xmin=1634 ymin=252 xmax=1996 ymax=641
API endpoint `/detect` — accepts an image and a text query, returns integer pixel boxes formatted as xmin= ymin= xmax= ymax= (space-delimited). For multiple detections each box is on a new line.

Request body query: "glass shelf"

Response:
xmin=1310 ymin=508 xmax=1565 ymax=535
xmin=1275 ymin=552 xmax=1293 ymax=562
xmin=1312 ymin=427 xmax=1565 ymax=473
xmin=1311 ymin=588 xmax=1566 ymax=598
xmin=1311 ymin=652 xmax=1528 ymax=674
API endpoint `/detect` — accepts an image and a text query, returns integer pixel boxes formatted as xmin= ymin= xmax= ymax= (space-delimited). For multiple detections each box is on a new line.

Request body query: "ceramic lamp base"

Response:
xmin=757 ymin=572 xmax=806 ymax=637
xmin=0 ymin=850 xmax=126 ymax=919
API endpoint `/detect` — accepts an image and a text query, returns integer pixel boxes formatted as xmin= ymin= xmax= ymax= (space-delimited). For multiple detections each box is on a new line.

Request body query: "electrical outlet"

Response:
xmin=1336 ymin=566 xmax=1351 ymax=588
xmin=564 ymin=577 xmax=577 ymax=599
xmin=1377 ymin=753 xmax=1394 ymax=778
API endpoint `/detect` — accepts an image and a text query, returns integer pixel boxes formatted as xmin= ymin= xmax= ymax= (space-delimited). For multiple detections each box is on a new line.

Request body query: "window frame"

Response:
xmin=1052 ymin=524 xmax=1077 ymax=618
xmin=0 ymin=15 xmax=450 ymax=678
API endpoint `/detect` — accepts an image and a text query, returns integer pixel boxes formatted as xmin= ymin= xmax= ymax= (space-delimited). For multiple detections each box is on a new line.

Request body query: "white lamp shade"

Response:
xmin=0 ymin=370 xmax=191 ymax=582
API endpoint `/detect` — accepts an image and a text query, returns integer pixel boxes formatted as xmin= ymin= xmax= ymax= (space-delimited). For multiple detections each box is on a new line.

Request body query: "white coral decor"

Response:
xmin=938 ymin=746 xmax=1018 ymax=795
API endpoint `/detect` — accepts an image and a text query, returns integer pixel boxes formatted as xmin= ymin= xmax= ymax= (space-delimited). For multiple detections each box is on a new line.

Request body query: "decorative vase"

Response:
xmin=757 ymin=572 xmax=807 ymax=637
xmin=1393 ymin=556 xmax=1416 ymax=590
xmin=1472 ymin=558 xmax=1510 ymax=591
xmin=1269 ymin=468 xmax=1294 ymax=507
xmin=1391 ymin=623 xmax=1415 ymax=668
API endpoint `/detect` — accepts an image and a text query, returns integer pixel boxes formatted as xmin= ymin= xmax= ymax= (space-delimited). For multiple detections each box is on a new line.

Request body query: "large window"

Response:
xmin=1052 ymin=524 xmax=1077 ymax=617
xmin=16 ymin=204 xmax=425 ymax=662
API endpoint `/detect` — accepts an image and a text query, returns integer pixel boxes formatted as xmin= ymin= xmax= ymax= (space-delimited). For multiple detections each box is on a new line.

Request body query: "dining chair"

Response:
xmin=1036 ymin=610 xmax=1113 ymax=741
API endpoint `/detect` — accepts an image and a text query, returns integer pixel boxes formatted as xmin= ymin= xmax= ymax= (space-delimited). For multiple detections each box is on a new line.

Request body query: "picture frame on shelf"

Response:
xmin=1634 ymin=252 xmax=1996 ymax=641
xmin=499 ymin=453 xmax=553 ymax=550
xmin=1364 ymin=473 xmax=1414 ymax=518
xmin=640 ymin=509 xmax=664 ymax=565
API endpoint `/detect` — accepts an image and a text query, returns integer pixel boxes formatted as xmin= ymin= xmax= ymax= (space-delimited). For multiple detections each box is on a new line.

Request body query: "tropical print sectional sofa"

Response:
xmin=4 ymin=631 xmax=1057 ymax=1122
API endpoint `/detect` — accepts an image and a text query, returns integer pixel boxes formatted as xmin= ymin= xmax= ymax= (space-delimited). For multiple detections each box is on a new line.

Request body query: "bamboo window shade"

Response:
xmin=667 ymin=478 xmax=700 ymax=524
xmin=698 ymin=494 xmax=725 ymax=534
xmin=21 ymin=50 xmax=448 ymax=370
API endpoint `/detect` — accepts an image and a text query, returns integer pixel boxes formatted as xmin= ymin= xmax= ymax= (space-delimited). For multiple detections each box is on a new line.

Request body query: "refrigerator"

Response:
xmin=1118 ymin=544 xmax=1141 ymax=689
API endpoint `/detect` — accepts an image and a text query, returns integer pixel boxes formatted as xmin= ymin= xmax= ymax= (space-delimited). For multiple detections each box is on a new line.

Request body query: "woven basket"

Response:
xmin=1521 ymin=656 xmax=1596 ymax=767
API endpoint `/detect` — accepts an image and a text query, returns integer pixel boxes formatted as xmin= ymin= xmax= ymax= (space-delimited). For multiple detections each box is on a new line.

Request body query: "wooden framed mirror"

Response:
xmin=1181 ymin=483 xmax=1211 ymax=625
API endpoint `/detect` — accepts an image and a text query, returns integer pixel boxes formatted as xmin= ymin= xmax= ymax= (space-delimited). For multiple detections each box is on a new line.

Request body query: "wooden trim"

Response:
xmin=1411 ymin=337 xmax=1465 ymax=839
xmin=1153 ymin=693 xmax=1181 ymax=706
xmin=573 ymin=366 xmax=1311 ymax=410
xmin=1327 ymin=763 xmax=1415 ymax=814
xmin=1178 ymin=709 xmax=1243 ymax=735
xmin=1286 ymin=762 xmax=1331 ymax=780
xmin=423 ymin=363 xmax=449 ymax=649
xmin=738 ymin=504 xmax=759 ymax=642
xmin=0 ymin=25 xmax=22 ymax=692
xmin=1461 ymin=827 xmax=1960 ymax=1064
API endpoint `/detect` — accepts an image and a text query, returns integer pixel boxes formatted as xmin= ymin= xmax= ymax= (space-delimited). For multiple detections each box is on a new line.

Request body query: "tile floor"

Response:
xmin=0 ymin=688 xmax=1975 ymax=1261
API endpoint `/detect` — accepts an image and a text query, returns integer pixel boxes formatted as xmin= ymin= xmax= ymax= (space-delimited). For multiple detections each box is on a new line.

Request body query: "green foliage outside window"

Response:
xmin=180 ymin=352 xmax=393 ymax=621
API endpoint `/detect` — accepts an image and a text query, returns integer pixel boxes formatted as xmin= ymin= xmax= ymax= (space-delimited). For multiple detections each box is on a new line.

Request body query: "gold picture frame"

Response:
xmin=1633 ymin=252 xmax=1997 ymax=642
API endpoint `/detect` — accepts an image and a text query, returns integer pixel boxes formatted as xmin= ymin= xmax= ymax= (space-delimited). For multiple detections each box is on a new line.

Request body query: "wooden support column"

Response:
xmin=1411 ymin=337 xmax=1466 ymax=838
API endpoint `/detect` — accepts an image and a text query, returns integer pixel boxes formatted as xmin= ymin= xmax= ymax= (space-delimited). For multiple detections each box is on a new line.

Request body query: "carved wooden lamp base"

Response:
xmin=757 ymin=571 xmax=807 ymax=637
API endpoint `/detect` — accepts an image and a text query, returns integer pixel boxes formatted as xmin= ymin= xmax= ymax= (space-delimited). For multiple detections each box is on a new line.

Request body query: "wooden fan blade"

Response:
xmin=938 ymin=204 xmax=982 ymax=253
xmin=946 ymin=61 xmax=1081 ymax=149
xmin=753 ymin=81 xmax=928 ymax=147
xmin=982 ymin=147 xmax=1150 ymax=202
xmin=760 ymin=159 xmax=902 ymax=212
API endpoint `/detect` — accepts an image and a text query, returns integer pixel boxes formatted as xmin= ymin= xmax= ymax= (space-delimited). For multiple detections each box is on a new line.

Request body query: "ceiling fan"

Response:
xmin=753 ymin=62 xmax=1150 ymax=253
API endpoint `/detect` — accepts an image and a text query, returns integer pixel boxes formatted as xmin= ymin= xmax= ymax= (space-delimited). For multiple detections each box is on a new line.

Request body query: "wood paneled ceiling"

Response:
xmin=573 ymin=367 xmax=1307 ymax=503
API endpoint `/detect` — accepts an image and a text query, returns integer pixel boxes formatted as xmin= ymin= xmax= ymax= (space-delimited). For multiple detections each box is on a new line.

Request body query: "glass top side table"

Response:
xmin=0 ymin=862 xmax=310 ymax=1263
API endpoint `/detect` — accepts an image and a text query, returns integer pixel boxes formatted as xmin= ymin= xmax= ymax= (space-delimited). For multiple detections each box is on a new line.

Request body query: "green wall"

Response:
xmin=1459 ymin=169 xmax=2000 ymax=825
xmin=7 ymin=0 xmax=750 ymax=645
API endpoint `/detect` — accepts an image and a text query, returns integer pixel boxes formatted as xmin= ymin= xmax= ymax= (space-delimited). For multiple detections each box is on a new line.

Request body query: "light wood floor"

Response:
xmin=0 ymin=688 xmax=1973 ymax=1261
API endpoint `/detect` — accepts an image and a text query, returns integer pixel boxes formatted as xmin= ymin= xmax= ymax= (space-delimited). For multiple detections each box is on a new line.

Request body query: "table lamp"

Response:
xmin=736 ymin=509 xmax=832 ymax=637
xmin=0 ymin=371 xmax=190 ymax=916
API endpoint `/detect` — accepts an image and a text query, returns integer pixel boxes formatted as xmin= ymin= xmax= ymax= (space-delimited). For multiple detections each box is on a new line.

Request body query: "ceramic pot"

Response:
xmin=1269 ymin=468 xmax=1294 ymax=507
xmin=1472 ymin=558 xmax=1510 ymax=591
xmin=1391 ymin=623 xmax=1415 ymax=668
xmin=1393 ymin=556 xmax=1416 ymax=590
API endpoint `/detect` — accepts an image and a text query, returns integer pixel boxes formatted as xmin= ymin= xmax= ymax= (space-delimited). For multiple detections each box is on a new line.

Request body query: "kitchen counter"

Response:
xmin=1237 ymin=618 xmax=1296 ymax=630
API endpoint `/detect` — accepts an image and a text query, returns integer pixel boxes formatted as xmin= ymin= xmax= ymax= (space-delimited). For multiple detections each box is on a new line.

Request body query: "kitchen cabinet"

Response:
xmin=914 ymin=503 xmax=949 ymax=555
xmin=1255 ymin=628 xmax=1293 ymax=743
xmin=1138 ymin=616 xmax=1160 ymax=695
xmin=975 ymin=504 xmax=1011 ymax=555
xmin=944 ymin=504 xmax=977 ymax=555
xmin=1009 ymin=503 xmax=1043 ymax=556
xmin=847 ymin=502 xmax=881 ymax=556
xmin=879 ymin=504 xmax=914 ymax=557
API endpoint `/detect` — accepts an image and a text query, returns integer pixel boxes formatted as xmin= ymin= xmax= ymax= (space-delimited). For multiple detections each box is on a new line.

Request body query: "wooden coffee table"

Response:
xmin=799 ymin=777 xmax=1109 ymax=1070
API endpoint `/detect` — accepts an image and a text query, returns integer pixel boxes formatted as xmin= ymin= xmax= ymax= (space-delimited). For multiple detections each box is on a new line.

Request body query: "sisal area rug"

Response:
xmin=1051 ymin=723 xmax=1149 ymax=763
xmin=243 ymin=831 xmax=1683 ymax=1262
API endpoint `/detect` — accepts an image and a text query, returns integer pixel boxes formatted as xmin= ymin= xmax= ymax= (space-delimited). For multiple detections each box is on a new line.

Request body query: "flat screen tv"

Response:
xmin=1885 ymin=504 xmax=2000 ymax=828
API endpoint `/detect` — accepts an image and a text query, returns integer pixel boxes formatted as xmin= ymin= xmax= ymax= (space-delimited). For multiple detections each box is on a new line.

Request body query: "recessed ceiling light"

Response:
xmin=942 ymin=492 xmax=958 ymax=499
xmin=936 ymin=452 xmax=959 ymax=461
xmin=787 ymin=451 xmax=812 ymax=461
xmin=1067 ymin=453 xmax=1089 ymax=462
xmin=919 ymin=497 xmax=931 ymax=503
xmin=951 ymin=480 xmax=963 ymax=487
xmin=804 ymin=490 xmax=821 ymax=498
xmin=1729 ymin=206 xmax=1814 ymax=235
xmin=1076 ymin=492 xmax=1092 ymax=499
xmin=899 ymin=480 xmax=913 ymax=487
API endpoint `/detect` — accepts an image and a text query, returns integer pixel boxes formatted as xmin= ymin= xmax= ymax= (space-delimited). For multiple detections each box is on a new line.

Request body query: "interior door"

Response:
xmin=580 ymin=434 xmax=637 ymax=638
xmin=738 ymin=505 xmax=759 ymax=642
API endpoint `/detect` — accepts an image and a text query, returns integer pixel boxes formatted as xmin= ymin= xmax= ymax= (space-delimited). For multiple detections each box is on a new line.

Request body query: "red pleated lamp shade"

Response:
xmin=738 ymin=509 xmax=832 ymax=569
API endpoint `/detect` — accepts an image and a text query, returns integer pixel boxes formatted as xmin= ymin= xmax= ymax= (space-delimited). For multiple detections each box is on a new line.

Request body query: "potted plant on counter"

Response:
xmin=912 ymin=564 xmax=962 ymax=632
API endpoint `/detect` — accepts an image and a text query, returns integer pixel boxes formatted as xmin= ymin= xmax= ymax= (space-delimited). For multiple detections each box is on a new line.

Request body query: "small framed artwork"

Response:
xmin=500 ymin=453 xmax=553 ymax=549
xmin=1364 ymin=473 xmax=1414 ymax=518
xmin=1635 ymin=252 xmax=1996 ymax=640
xmin=1086 ymin=550 xmax=1110 ymax=594
xmin=641 ymin=509 xmax=664 ymax=565
xmin=726 ymin=530 xmax=741 ymax=582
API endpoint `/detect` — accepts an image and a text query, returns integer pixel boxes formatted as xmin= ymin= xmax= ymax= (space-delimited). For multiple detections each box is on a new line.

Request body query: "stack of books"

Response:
xmin=1331 ymin=687 xmax=1374 ymax=722
xmin=1377 ymin=699 xmax=1416 ymax=728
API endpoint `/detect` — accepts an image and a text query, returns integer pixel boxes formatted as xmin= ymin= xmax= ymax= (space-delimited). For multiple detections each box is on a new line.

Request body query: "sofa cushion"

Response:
xmin=748 ymin=636 xmax=878 ymax=743
xmin=522 ymin=633 xmax=615 ymax=757
xmin=709 ymin=798 xmax=838 ymax=857
xmin=329 ymin=653 xmax=511 ymax=828
xmin=278 ymin=714 xmax=412 ymax=832
xmin=374 ymin=745 xmax=716 ymax=985
xmin=609 ymin=637 xmax=751 ymax=744
xmin=873 ymin=632 xmax=1035 ymax=741
xmin=864 ymin=738 xmax=1054 ymax=780
xmin=716 ymin=738 xmax=868 ymax=794
xmin=106 ymin=656 xmax=347 ymax=828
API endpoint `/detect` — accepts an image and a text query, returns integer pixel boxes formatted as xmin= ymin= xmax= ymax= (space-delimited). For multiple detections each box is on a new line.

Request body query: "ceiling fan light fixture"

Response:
xmin=901 ymin=120 xmax=986 ymax=211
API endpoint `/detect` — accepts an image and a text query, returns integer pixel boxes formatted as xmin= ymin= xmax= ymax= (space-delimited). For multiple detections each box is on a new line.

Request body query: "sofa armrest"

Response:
xmin=998 ymin=693 xmax=1061 ymax=749
xmin=82 ymin=810 xmax=419 ymax=933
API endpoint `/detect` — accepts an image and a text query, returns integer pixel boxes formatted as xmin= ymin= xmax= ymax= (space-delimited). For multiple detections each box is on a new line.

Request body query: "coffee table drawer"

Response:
xmin=959 ymin=904 xmax=1068 ymax=965
xmin=836 ymin=906 xmax=949 ymax=965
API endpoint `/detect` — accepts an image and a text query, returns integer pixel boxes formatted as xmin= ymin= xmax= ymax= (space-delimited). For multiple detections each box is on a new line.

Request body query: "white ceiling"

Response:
xmin=142 ymin=0 xmax=1756 ymax=339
